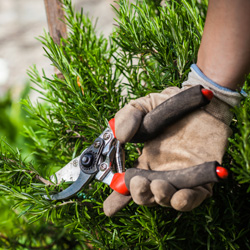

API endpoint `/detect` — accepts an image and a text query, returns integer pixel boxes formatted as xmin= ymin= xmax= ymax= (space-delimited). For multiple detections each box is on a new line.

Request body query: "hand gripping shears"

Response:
xmin=45 ymin=85 xmax=228 ymax=200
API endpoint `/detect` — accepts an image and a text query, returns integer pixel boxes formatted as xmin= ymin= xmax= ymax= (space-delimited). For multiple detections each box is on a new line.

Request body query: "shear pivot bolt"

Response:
xmin=94 ymin=141 xmax=101 ymax=148
xmin=81 ymin=153 xmax=93 ymax=167
xmin=100 ymin=163 xmax=108 ymax=171
xmin=103 ymin=133 xmax=111 ymax=140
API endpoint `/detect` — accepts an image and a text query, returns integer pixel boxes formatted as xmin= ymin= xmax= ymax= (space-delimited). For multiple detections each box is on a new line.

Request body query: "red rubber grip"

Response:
xmin=216 ymin=166 xmax=228 ymax=179
xmin=110 ymin=173 xmax=130 ymax=195
xmin=109 ymin=118 xmax=116 ymax=138
xmin=201 ymin=89 xmax=213 ymax=101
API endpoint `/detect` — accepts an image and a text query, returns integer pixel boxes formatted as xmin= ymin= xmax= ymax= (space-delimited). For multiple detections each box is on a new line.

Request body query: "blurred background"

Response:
xmin=0 ymin=0 xmax=116 ymax=99
xmin=0 ymin=0 xmax=116 ymax=155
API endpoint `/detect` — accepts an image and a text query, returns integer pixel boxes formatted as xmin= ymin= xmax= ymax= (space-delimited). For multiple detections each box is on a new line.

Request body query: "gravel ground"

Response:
xmin=0 ymin=0 xmax=116 ymax=99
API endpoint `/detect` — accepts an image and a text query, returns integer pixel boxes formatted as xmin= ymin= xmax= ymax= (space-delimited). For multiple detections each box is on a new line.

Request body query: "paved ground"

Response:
xmin=0 ymin=0 xmax=116 ymax=99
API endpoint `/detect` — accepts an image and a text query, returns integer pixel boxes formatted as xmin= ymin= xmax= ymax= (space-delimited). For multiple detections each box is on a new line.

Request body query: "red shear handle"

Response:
xmin=110 ymin=173 xmax=130 ymax=195
xmin=131 ymin=85 xmax=213 ymax=142
xmin=124 ymin=162 xmax=228 ymax=191
xmin=109 ymin=85 xmax=213 ymax=143
xmin=110 ymin=163 xmax=228 ymax=196
xmin=109 ymin=118 xmax=116 ymax=138
xmin=216 ymin=166 xmax=228 ymax=179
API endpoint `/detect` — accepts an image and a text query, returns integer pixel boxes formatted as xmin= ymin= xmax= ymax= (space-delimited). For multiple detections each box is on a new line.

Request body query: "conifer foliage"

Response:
xmin=0 ymin=0 xmax=249 ymax=249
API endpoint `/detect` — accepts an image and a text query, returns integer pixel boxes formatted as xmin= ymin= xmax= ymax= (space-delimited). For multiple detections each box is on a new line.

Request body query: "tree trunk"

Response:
xmin=44 ymin=0 xmax=67 ymax=45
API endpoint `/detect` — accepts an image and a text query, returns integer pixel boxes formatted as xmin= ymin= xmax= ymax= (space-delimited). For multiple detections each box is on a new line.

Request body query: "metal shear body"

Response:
xmin=46 ymin=124 xmax=126 ymax=200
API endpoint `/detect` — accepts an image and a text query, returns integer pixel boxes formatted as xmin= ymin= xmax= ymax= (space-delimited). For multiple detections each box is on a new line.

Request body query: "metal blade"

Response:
xmin=45 ymin=170 xmax=94 ymax=200
xmin=50 ymin=156 xmax=81 ymax=183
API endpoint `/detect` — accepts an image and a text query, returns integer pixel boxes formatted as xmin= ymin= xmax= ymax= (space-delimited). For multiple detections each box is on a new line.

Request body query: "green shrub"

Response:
xmin=0 ymin=0 xmax=249 ymax=249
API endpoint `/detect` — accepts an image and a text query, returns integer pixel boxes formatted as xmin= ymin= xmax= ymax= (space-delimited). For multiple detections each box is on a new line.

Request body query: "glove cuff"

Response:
xmin=183 ymin=64 xmax=244 ymax=106
xmin=182 ymin=64 xmax=244 ymax=125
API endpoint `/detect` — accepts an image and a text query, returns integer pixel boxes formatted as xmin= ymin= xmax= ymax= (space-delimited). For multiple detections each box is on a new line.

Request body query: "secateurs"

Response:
xmin=45 ymin=85 xmax=228 ymax=201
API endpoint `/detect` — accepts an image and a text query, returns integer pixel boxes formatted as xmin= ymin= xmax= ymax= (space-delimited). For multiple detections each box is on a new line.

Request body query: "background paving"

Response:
xmin=0 ymin=0 xmax=116 ymax=99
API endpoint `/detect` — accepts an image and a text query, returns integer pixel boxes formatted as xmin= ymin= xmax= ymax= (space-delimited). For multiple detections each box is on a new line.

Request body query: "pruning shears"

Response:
xmin=45 ymin=85 xmax=228 ymax=201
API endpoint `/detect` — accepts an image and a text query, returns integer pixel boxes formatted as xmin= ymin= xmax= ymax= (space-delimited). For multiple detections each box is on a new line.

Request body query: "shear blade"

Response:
xmin=45 ymin=170 xmax=93 ymax=200
xmin=50 ymin=156 xmax=81 ymax=183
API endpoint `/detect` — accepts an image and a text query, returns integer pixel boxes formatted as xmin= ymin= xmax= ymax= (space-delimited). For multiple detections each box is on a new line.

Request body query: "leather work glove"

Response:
xmin=103 ymin=64 xmax=242 ymax=217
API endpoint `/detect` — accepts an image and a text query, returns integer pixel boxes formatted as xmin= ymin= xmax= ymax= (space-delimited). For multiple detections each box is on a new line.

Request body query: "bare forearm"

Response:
xmin=197 ymin=0 xmax=250 ymax=90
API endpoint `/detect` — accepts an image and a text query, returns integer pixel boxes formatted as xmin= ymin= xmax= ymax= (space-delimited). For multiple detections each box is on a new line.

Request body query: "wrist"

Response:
xmin=183 ymin=64 xmax=244 ymax=107
xmin=182 ymin=64 xmax=244 ymax=125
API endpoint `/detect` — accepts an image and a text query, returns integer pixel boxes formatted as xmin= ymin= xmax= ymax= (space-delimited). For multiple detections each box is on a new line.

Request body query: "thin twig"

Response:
xmin=53 ymin=200 xmax=76 ymax=207
xmin=66 ymin=129 xmax=86 ymax=139
xmin=35 ymin=175 xmax=54 ymax=186
xmin=133 ymin=143 xmax=142 ymax=155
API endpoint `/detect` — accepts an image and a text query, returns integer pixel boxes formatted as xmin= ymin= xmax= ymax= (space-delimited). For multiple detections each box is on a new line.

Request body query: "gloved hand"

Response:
xmin=103 ymin=64 xmax=242 ymax=217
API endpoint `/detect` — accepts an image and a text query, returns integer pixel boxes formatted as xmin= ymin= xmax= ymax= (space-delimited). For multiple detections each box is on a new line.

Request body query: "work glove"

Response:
xmin=103 ymin=64 xmax=242 ymax=217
